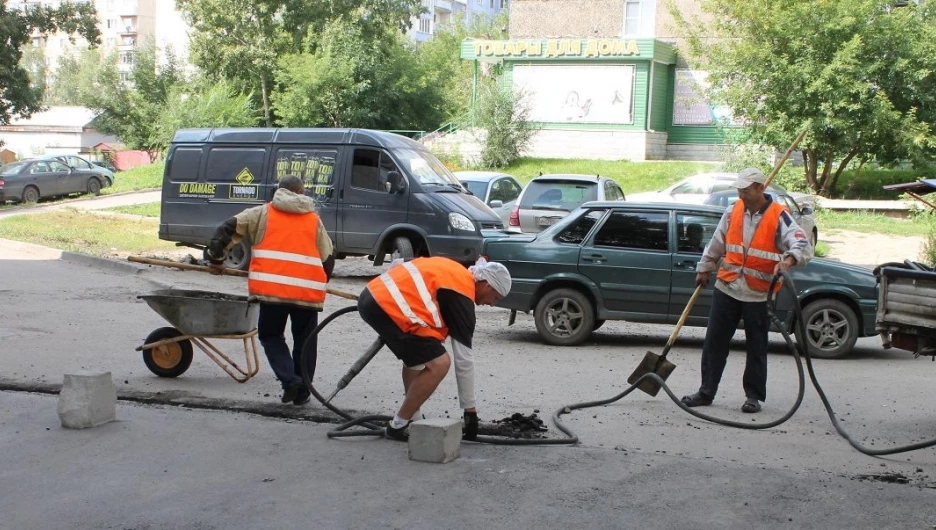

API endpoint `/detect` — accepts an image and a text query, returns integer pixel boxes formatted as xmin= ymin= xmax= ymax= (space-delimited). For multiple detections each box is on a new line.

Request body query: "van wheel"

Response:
xmin=224 ymin=241 xmax=251 ymax=271
xmin=389 ymin=236 xmax=414 ymax=262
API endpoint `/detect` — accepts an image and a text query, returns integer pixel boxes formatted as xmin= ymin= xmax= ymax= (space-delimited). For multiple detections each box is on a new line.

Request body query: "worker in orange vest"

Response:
xmin=357 ymin=256 xmax=511 ymax=441
xmin=207 ymin=175 xmax=334 ymax=406
xmin=682 ymin=168 xmax=813 ymax=413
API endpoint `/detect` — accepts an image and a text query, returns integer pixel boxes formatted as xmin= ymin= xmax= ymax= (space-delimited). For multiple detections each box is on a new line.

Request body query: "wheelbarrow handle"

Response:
xmin=127 ymin=256 xmax=359 ymax=301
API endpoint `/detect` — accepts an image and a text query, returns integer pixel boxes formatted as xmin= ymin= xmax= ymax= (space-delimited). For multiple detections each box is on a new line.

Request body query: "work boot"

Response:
xmin=293 ymin=386 xmax=311 ymax=406
xmin=281 ymin=384 xmax=301 ymax=404
xmin=681 ymin=392 xmax=713 ymax=407
xmin=385 ymin=421 xmax=411 ymax=442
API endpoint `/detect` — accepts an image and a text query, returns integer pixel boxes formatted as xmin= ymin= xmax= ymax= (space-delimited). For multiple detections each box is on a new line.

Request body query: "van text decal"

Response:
xmin=229 ymin=184 xmax=259 ymax=200
xmin=178 ymin=182 xmax=217 ymax=198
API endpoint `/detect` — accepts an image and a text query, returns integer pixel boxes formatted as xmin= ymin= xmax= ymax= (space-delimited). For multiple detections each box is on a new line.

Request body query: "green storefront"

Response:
xmin=461 ymin=38 xmax=730 ymax=161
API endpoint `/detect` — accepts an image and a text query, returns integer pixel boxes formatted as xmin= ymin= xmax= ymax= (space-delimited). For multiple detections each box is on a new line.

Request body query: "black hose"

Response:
xmin=302 ymin=273 xmax=936 ymax=454
xmin=298 ymin=303 xmax=576 ymax=444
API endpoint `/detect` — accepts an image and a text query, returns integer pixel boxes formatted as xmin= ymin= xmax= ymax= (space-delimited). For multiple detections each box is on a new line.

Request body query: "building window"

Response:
xmin=120 ymin=51 xmax=134 ymax=65
xmin=499 ymin=0 xmax=507 ymax=8
xmin=624 ymin=0 xmax=641 ymax=36
xmin=419 ymin=17 xmax=431 ymax=34
xmin=119 ymin=72 xmax=130 ymax=82
xmin=105 ymin=37 xmax=117 ymax=47
xmin=107 ymin=19 xmax=117 ymax=29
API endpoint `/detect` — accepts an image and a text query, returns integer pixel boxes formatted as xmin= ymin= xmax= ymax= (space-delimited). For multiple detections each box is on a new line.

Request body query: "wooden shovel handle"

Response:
xmin=127 ymin=255 xmax=359 ymax=301
xmin=763 ymin=129 xmax=808 ymax=188
xmin=665 ymin=284 xmax=704 ymax=348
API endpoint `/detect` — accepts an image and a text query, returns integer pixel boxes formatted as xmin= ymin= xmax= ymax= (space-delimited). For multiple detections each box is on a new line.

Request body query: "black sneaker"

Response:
xmin=281 ymin=384 xmax=300 ymax=404
xmin=385 ymin=421 xmax=411 ymax=442
xmin=293 ymin=386 xmax=311 ymax=406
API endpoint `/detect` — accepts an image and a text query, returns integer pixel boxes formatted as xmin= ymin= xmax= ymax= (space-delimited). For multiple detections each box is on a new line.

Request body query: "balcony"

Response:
xmin=434 ymin=0 xmax=453 ymax=12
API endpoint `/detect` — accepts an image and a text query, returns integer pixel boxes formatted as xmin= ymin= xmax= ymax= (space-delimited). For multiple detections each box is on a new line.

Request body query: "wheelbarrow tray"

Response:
xmin=139 ymin=289 xmax=258 ymax=336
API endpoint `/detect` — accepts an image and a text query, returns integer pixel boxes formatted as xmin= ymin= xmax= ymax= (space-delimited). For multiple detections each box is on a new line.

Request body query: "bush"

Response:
xmin=473 ymin=86 xmax=538 ymax=169
xmin=922 ymin=227 xmax=936 ymax=266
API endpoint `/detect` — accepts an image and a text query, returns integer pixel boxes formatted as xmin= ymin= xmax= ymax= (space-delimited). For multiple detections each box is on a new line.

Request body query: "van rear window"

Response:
xmin=205 ymin=147 xmax=266 ymax=183
xmin=169 ymin=147 xmax=202 ymax=182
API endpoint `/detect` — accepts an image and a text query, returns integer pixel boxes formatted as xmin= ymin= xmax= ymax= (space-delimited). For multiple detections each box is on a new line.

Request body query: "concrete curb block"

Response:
xmin=60 ymin=251 xmax=150 ymax=275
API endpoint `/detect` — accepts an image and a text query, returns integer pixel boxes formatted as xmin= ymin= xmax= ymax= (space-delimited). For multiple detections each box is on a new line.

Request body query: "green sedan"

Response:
xmin=481 ymin=202 xmax=879 ymax=359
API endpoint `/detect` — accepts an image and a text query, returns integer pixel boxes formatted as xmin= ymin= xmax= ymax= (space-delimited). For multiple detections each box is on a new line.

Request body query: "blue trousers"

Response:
xmin=257 ymin=302 xmax=319 ymax=389
xmin=698 ymin=288 xmax=770 ymax=402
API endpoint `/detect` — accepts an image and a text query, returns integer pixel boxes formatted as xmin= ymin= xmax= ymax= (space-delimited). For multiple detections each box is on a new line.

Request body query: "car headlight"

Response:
xmin=449 ymin=212 xmax=475 ymax=231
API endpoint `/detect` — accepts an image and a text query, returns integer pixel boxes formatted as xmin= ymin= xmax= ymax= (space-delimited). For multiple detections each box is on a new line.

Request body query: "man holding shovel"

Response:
xmin=681 ymin=167 xmax=813 ymax=413
xmin=206 ymin=175 xmax=335 ymax=406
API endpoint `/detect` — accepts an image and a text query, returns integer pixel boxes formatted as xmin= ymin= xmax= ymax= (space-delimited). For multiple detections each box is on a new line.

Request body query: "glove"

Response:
xmin=463 ymin=410 xmax=479 ymax=441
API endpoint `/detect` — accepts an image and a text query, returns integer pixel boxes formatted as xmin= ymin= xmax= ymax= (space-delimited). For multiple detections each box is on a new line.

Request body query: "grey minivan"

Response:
xmin=159 ymin=128 xmax=503 ymax=269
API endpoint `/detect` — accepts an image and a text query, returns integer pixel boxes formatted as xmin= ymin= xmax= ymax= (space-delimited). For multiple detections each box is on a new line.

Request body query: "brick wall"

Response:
xmin=510 ymin=0 xmax=625 ymax=38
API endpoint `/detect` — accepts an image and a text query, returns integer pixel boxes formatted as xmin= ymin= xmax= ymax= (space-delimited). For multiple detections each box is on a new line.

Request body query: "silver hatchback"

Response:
xmin=510 ymin=174 xmax=625 ymax=233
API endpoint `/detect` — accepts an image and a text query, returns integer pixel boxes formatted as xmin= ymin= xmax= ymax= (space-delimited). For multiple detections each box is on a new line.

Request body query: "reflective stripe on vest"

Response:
xmin=367 ymin=257 xmax=476 ymax=341
xmin=248 ymin=204 xmax=327 ymax=304
xmin=717 ymin=200 xmax=785 ymax=292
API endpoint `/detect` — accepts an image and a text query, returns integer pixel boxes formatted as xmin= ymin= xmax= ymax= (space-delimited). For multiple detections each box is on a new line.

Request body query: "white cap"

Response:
xmin=469 ymin=257 xmax=512 ymax=297
xmin=731 ymin=167 xmax=767 ymax=189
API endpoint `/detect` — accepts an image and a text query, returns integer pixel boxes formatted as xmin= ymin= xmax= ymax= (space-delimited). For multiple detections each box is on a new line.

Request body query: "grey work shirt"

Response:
xmin=697 ymin=196 xmax=814 ymax=302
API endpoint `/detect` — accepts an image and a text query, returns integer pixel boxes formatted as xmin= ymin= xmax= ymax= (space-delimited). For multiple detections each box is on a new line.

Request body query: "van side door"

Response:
xmin=340 ymin=147 xmax=408 ymax=253
xmin=272 ymin=147 xmax=340 ymax=243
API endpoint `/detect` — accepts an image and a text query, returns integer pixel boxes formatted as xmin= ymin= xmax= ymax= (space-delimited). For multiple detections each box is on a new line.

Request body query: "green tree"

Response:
xmin=155 ymin=79 xmax=259 ymax=151
xmin=46 ymin=48 xmax=102 ymax=105
xmin=414 ymin=12 xmax=509 ymax=124
xmin=273 ymin=17 xmax=442 ymax=131
xmin=81 ymin=39 xmax=185 ymax=161
xmin=673 ymin=0 xmax=936 ymax=195
xmin=0 ymin=0 xmax=100 ymax=126
xmin=176 ymin=0 xmax=422 ymax=127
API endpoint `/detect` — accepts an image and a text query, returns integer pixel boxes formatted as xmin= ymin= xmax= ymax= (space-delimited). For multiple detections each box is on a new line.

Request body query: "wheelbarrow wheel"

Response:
xmin=142 ymin=327 xmax=193 ymax=378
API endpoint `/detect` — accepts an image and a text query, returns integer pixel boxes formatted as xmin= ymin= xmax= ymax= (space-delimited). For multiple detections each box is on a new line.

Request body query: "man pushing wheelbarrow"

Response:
xmin=206 ymin=175 xmax=335 ymax=406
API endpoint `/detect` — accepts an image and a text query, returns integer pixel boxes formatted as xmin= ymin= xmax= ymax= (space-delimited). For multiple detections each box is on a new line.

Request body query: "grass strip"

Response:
xmin=0 ymin=208 xmax=177 ymax=256
xmin=106 ymin=202 xmax=161 ymax=217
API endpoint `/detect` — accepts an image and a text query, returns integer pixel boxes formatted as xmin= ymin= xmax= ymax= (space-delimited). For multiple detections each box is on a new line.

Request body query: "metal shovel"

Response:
xmin=627 ymin=284 xmax=703 ymax=396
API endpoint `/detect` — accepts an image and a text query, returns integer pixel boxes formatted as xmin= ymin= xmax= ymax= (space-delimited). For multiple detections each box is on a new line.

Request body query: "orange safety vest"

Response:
xmin=367 ymin=257 xmax=476 ymax=342
xmin=248 ymin=205 xmax=327 ymax=304
xmin=717 ymin=200 xmax=785 ymax=293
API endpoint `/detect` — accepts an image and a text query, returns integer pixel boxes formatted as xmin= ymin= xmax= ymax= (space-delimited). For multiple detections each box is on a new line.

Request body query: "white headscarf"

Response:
xmin=469 ymin=257 xmax=512 ymax=297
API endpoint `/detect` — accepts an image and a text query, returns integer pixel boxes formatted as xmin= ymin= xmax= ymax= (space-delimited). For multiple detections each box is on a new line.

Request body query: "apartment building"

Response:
xmin=411 ymin=0 xmax=510 ymax=42
xmin=10 ymin=0 xmax=190 ymax=81
xmin=460 ymin=0 xmax=730 ymax=160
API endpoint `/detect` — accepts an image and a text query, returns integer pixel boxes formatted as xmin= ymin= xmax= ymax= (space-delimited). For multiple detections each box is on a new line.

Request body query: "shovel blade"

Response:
xmin=627 ymin=351 xmax=677 ymax=397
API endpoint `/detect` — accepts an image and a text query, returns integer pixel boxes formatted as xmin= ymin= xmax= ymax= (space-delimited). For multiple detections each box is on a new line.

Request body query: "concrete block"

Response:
xmin=57 ymin=372 xmax=117 ymax=429
xmin=408 ymin=418 xmax=462 ymax=464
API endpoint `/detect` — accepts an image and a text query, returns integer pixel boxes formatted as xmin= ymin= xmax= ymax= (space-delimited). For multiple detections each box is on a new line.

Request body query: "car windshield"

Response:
xmin=0 ymin=162 xmax=28 ymax=175
xmin=461 ymin=180 xmax=487 ymax=197
xmin=520 ymin=180 xmax=598 ymax=210
xmin=393 ymin=148 xmax=461 ymax=187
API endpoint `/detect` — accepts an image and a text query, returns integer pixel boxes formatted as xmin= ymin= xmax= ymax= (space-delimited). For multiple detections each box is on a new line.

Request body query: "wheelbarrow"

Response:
xmin=135 ymin=289 xmax=261 ymax=382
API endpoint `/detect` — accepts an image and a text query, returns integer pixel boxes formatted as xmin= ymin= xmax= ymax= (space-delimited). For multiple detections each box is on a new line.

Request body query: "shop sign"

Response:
xmin=473 ymin=39 xmax=641 ymax=59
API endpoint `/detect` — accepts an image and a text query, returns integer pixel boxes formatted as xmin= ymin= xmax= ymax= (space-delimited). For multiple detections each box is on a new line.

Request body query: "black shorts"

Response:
xmin=357 ymin=288 xmax=445 ymax=367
